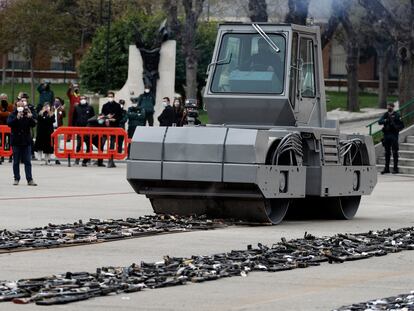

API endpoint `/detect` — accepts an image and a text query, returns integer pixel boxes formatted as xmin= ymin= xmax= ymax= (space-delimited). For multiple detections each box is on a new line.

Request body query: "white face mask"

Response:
xmin=144 ymin=89 xmax=150 ymax=93
xmin=162 ymin=101 xmax=167 ymax=107
xmin=80 ymin=99 xmax=87 ymax=105
xmin=17 ymin=107 xmax=24 ymax=113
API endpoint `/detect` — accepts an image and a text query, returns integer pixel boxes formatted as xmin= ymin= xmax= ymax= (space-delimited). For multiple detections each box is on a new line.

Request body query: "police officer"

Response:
xmin=378 ymin=102 xmax=404 ymax=174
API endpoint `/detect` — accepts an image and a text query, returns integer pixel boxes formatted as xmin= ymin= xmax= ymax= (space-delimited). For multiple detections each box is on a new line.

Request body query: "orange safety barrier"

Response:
xmin=51 ymin=126 xmax=130 ymax=161
xmin=0 ymin=125 xmax=12 ymax=157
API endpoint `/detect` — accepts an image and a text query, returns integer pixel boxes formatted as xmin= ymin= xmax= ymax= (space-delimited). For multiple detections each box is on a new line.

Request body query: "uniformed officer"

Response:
xmin=378 ymin=102 xmax=404 ymax=174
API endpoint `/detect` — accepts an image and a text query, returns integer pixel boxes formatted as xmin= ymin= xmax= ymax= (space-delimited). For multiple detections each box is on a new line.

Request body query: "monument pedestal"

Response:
xmin=99 ymin=40 xmax=176 ymax=126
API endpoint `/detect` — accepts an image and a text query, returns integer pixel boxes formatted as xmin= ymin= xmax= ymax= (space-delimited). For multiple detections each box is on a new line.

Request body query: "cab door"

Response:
xmin=294 ymin=35 xmax=319 ymax=126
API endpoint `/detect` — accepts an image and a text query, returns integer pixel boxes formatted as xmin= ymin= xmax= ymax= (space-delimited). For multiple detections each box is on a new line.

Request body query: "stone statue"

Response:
xmin=133 ymin=20 xmax=170 ymax=96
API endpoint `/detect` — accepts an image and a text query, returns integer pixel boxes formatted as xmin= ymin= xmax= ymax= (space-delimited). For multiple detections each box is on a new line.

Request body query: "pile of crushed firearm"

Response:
xmin=334 ymin=291 xmax=414 ymax=311
xmin=0 ymin=226 xmax=413 ymax=305
xmin=0 ymin=215 xmax=223 ymax=252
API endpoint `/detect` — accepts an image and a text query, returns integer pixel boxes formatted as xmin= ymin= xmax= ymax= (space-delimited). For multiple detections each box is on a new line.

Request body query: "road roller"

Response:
xmin=127 ymin=23 xmax=377 ymax=224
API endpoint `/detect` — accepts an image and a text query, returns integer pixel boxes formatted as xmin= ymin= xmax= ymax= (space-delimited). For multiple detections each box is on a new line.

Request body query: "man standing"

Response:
xmin=72 ymin=95 xmax=95 ymax=166
xmin=158 ymin=97 xmax=175 ymax=126
xmin=102 ymin=91 xmax=123 ymax=168
xmin=379 ymin=102 xmax=404 ymax=174
xmin=138 ymin=86 xmax=155 ymax=126
xmin=7 ymin=101 xmax=37 ymax=186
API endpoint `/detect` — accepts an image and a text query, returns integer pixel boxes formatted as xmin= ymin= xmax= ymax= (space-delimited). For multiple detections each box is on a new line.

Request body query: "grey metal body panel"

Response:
xmin=129 ymin=127 xmax=166 ymax=161
xmin=127 ymin=125 xmax=377 ymax=199
xmin=306 ymin=166 xmax=377 ymax=196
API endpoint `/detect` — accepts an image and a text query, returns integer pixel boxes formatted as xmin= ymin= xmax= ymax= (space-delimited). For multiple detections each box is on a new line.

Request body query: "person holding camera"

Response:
xmin=36 ymin=80 xmax=54 ymax=113
xmin=52 ymin=97 xmax=66 ymax=164
xmin=158 ymin=97 xmax=175 ymax=126
xmin=34 ymin=103 xmax=55 ymax=165
xmin=7 ymin=101 xmax=37 ymax=186
xmin=379 ymin=102 xmax=404 ymax=174
xmin=67 ymin=82 xmax=81 ymax=127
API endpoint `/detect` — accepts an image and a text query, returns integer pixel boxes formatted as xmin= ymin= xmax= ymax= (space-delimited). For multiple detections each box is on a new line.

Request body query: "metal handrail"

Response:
xmin=367 ymin=98 xmax=414 ymax=136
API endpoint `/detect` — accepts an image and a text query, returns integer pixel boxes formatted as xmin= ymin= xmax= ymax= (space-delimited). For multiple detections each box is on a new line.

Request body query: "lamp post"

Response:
xmin=104 ymin=0 xmax=111 ymax=94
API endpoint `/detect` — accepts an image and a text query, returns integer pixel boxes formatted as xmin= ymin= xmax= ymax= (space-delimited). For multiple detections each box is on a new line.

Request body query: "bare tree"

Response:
xmin=248 ymin=0 xmax=268 ymax=22
xmin=285 ymin=0 xmax=310 ymax=25
xmin=359 ymin=0 xmax=414 ymax=112
xmin=182 ymin=0 xmax=205 ymax=99
xmin=0 ymin=0 xmax=77 ymax=101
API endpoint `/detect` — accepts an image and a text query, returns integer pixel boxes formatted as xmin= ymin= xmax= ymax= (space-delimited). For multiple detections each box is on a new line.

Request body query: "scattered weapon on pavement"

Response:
xmin=0 ymin=226 xmax=413 ymax=305
xmin=0 ymin=215 xmax=226 ymax=253
xmin=333 ymin=290 xmax=414 ymax=311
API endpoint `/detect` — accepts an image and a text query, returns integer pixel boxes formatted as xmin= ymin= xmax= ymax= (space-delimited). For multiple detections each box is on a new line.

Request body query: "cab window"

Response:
xmin=211 ymin=33 xmax=286 ymax=94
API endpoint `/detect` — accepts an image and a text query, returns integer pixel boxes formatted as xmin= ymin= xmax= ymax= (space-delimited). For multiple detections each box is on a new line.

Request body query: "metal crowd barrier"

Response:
xmin=0 ymin=125 xmax=12 ymax=157
xmin=51 ymin=126 xmax=130 ymax=166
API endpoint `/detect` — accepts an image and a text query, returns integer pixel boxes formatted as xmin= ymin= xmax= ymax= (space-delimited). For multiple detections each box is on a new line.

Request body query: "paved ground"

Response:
xmin=0 ymin=161 xmax=413 ymax=310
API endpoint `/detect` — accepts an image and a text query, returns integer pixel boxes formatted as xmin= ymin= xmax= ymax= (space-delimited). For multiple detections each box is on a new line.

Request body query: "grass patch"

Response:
xmin=326 ymin=91 xmax=397 ymax=111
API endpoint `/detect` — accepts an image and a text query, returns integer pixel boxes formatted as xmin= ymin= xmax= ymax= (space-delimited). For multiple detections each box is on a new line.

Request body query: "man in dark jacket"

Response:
xmin=7 ymin=101 xmax=37 ymax=186
xmin=158 ymin=97 xmax=175 ymax=126
xmin=101 ymin=91 xmax=123 ymax=167
xmin=379 ymin=102 xmax=404 ymax=174
xmin=72 ymin=95 xmax=95 ymax=165
xmin=138 ymin=86 xmax=155 ymax=126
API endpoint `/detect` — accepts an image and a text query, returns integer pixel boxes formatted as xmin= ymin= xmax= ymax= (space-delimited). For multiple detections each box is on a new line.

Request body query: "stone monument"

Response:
xmin=99 ymin=22 xmax=176 ymax=125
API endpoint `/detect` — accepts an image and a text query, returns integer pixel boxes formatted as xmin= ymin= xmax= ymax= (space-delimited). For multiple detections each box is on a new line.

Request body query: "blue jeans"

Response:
xmin=12 ymin=145 xmax=33 ymax=182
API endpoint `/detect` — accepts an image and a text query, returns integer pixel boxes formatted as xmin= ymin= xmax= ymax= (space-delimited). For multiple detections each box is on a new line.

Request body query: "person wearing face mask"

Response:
xmin=72 ymin=96 xmax=95 ymax=166
xmin=157 ymin=97 xmax=175 ymax=127
xmin=126 ymin=97 xmax=146 ymax=140
xmin=7 ymin=101 xmax=37 ymax=186
xmin=101 ymin=91 xmax=123 ymax=167
xmin=34 ymin=103 xmax=55 ymax=165
xmin=67 ymin=82 xmax=81 ymax=127
xmin=172 ymin=98 xmax=185 ymax=127
xmin=52 ymin=97 xmax=66 ymax=165
xmin=138 ymin=86 xmax=155 ymax=126
xmin=118 ymin=99 xmax=127 ymax=154
xmin=0 ymin=93 xmax=14 ymax=164
xmin=379 ymin=102 xmax=404 ymax=174
xmin=17 ymin=93 xmax=37 ymax=160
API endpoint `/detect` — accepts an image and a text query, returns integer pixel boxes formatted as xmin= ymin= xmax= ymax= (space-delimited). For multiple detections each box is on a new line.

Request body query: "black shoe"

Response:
xmin=392 ymin=168 xmax=399 ymax=174
xmin=97 ymin=163 xmax=106 ymax=167
xmin=381 ymin=169 xmax=390 ymax=175
xmin=74 ymin=159 xmax=80 ymax=165
xmin=82 ymin=162 xmax=87 ymax=167
xmin=9 ymin=157 xmax=12 ymax=163
xmin=55 ymin=160 xmax=61 ymax=165
xmin=107 ymin=160 xmax=116 ymax=168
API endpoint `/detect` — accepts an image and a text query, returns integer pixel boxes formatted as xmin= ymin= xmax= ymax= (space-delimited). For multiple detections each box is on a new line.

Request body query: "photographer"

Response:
xmin=7 ymin=101 xmax=37 ymax=186
xmin=36 ymin=80 xmax=54 ymax=113
xmin=34 ymin=103 xmax=55 ymax=165
xmin=379 ymin=102 xmax=404 ymax=174
xmin=67 ymin=82 xmax=81 ymax=126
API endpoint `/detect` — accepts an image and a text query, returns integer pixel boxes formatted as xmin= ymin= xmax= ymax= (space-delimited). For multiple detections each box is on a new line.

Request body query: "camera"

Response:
xmin=184 ymin=99 xmax=200 ymax=125
xmin=23 ymin=107 xmax=30 ymax=116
